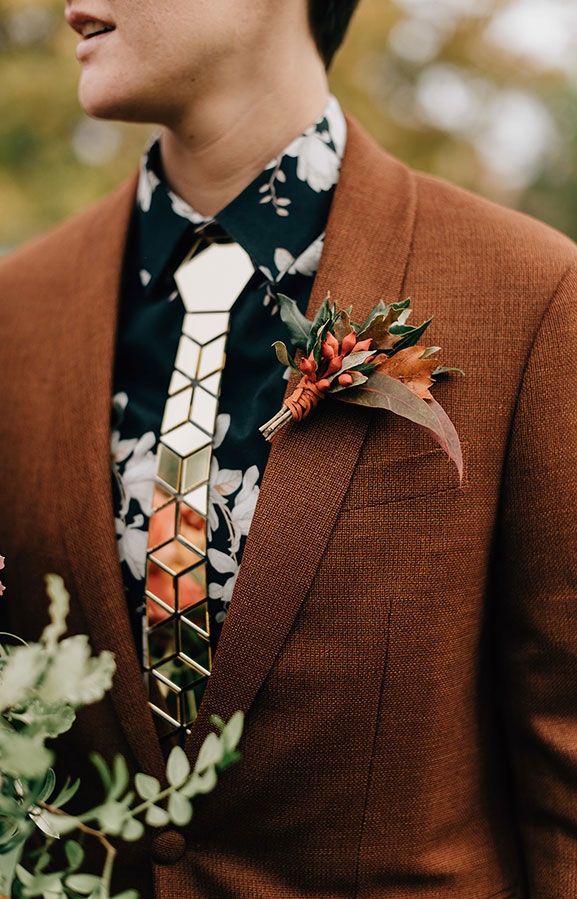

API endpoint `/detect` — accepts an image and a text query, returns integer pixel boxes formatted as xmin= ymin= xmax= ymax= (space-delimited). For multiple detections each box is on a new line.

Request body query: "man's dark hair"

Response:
xmin=308 ymin=0 xmax=362 ymax=68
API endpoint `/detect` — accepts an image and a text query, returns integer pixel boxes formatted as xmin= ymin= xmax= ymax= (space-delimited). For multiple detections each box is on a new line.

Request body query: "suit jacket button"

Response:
xmin=151 ymin=830 xmax=186 ymax=864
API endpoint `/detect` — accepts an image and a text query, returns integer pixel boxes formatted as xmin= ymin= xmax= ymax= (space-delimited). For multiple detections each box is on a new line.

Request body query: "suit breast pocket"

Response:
xmin=341 ymin=441 xmax=469 ymax=511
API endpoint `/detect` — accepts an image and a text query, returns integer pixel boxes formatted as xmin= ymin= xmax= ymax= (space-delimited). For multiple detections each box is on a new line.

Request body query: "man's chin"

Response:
xmin=78 ymin=79 xmax=159 ymax=125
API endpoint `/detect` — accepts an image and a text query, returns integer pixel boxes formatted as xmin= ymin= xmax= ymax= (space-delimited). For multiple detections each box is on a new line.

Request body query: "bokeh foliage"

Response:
xmin=1 ymin=0 xmax=576 ymax=251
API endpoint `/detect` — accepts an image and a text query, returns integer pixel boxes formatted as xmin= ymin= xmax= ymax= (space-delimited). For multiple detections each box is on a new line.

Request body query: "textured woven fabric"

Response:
xmin=1 ymin=116 xmax=577 ymax=898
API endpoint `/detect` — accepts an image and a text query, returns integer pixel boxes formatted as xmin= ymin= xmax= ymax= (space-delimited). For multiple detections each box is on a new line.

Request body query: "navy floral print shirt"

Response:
xmin=111 ymin=96 xmax=347 ymax=652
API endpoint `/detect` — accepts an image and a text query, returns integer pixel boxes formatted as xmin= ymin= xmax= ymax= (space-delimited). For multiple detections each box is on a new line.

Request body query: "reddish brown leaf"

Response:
xmin=333 ymin=309 xmax=353 ymax=344
xmin=422 ymin=396 xmax=464 ymax=485
xmin=358 ymin=313 xmax=402 ymax=349
xmin=338 ymin=372 xmax=463 ymax=481
xmin=374 ymin=345 xmax=438 ymax=399
xmin=358 ymin=305 xmax=412 ymax=349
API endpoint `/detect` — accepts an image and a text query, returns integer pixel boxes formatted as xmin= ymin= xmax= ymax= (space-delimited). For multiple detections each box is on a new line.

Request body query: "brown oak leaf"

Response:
xmin=374 ymin=345 xmax=438 ymax=399
xmin=358 ymin=305 xmax=412 ymax=349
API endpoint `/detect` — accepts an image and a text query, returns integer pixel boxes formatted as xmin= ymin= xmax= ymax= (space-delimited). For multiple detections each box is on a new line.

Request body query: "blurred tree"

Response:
xmin=1 ymin=0 xmax=576 ymax=251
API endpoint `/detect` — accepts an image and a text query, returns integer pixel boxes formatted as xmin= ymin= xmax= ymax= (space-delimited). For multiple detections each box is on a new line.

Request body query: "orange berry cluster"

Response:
xmin=298 ymin=330 xmax=375 ymax=391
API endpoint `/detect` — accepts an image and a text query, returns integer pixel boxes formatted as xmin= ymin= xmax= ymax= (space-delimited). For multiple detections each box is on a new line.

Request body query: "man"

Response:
xmin=0 ymin=0 xmax=576 ymax=896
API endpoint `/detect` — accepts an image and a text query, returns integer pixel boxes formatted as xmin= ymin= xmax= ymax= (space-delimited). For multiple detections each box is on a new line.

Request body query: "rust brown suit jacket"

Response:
xmin=1 ymin=117 xmax=577 ymax=899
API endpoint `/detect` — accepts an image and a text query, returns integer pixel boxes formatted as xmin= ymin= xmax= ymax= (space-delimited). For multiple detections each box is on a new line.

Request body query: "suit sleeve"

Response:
xmin=498 ymin=263 xmax=577 ymax=897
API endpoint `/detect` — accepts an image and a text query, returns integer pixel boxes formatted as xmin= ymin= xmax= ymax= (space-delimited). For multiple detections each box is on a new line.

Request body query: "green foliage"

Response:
xmin=277 ymin=293 xmax=313 ymax=350
xmin=271 ymin=341 xmax=300 ymax=373
xmin=0 ymin=573 xmax=244 ymax=899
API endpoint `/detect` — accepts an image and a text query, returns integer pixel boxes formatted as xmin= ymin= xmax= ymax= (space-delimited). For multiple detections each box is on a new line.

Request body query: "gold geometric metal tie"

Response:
xmin=143 ymin=234 xmax=254 ymax=741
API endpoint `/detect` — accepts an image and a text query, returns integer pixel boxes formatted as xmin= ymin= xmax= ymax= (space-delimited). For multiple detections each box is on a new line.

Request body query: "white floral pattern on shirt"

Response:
xmin=206 ymin=415 xmax=260 ymax=622
xmin=114 ymin=96 xmax=347 ymax=634
xmin=111 ymin=392 xmax=157 ymax=582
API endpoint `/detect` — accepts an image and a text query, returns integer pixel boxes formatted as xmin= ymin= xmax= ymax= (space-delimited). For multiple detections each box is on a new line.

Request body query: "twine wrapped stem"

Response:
xmin=259 ymin=375 xmax=327 ymax=441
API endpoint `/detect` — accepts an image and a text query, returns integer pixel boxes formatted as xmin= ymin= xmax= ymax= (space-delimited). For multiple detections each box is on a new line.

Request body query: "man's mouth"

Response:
xmin=79 ymin=21 xmax=115 ymax=39
xmin=65 ymin=10 xmax=116 ymax=40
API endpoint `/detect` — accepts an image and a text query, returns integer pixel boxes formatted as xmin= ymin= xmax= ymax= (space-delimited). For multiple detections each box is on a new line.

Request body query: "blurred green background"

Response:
xmin=1 ymin=0 xmax=577 ymax=253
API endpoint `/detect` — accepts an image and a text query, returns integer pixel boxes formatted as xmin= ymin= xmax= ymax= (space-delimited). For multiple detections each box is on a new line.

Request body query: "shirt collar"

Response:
xmin=135 ymin=95 xmax=347 ymax=295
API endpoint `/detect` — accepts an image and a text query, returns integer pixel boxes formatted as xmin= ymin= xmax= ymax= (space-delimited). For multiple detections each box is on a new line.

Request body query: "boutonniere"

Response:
xmin=260 ymin=293 xmax=465 ymax=481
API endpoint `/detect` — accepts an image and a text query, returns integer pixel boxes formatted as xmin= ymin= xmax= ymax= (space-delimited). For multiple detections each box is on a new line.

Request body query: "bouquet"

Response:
xmin=0 ymin=559 xmax=243 ymax=899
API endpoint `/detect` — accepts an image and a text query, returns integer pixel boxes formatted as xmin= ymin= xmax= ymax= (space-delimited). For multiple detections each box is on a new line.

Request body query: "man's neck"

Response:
xmin=159 ymin=47 xmax=329 ymax=218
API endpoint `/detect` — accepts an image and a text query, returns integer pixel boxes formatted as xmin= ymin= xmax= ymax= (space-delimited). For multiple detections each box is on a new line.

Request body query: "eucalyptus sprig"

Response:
xmin=0 ymin=572 xmax=243 ymax=899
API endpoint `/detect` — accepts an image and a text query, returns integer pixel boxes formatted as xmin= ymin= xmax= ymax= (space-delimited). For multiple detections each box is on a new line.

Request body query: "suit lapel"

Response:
xmin=55 ymin=177 xmax=166 ymax=778
xmin=187 ymin=117 xmax=418 ymax=756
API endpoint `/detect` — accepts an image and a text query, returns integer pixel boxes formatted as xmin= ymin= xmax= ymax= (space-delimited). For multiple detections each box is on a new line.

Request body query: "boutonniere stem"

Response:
xmin=259 ymin=293 xmax=465 ymax=481
xmin=260 ymin=375 xmax=326 ymax=438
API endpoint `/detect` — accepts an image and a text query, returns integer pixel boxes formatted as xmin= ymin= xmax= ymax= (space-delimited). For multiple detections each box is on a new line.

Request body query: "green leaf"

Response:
xmin=166 ymin=746 xmax=190 ymax=788
xmin=0 ymin=845 xmax=24 ymax=898
xmin=271 ymin=341 xmax=299 ymax=372
xmin=311 ymin=320 xmax=329 ymax=367
xmin=145 ymin=805 xmax=170 ymax=828
xmin=38 ymin=769 xmax=56 ymax=804
xmin=209 ymin=715 xmax=225 ymax=732
xmin=326 ymin=351 xmax=375 ymax=384
xmin=65 ymin=874 xmax=102 ymax=895
xmin=34 ymin=813 xmax=79 ymax=836
xmin=89 ymin=753 xmax=112 ymax=792
xmin=64 ymin=841 xmax=84 ymax=870
xmin=13 ymin=698 xmax=76 ymax=738
xmin=420 ymin=346 xmax=441 ymax=358
xmin=0 ymin=643 xmax=46 ymax=712
xmin=217 ymin=749 xmax=241 ymax=772
xmin=0 ymin=791 xmax=24 ymax=819
xmin=338 ymin=372 xmax=463 ymax=481
xmin=388 ymin=322 xmax=415 ymax=335
xmin=278 ymin=294 xmax=312 ymax=350
xmin=20 ymin=870 xmax=66 ymax=897
xmin=134 ymin=773 xmax=161 ymax=801
xmin=311 ymin=294 xmax=331 ymax=331
xmin=388 ymin=316 xmax=434 ymax=354
xmin=168 ymin=793 xmax=192 ymax=827
xmin=121 ymin=817 xmax=144 ymax=842
xmin=307 ymin=296 xmax=332 ymax=353
xmin=194 ymin=732 xmax=224 ymax=773
xmin=37 ymin=637 xmax=115 ymax=707
xmin=110 ymin=755 xmax=129 ymax=800
xmin=0 ymin=729 xmax=53 ymax=779
xmin=95 ymin=801 xmax=126 ymax=835
xmin=110 ymin=891 xmax=139 ymax=899
xmin=15 ymin=865 xmax=34 ymax=887
xmin=181 ymin=766 xmax=217 ymax=798
xmin=31 ymin=809 xmax=65 ymax=839
xmin=50 ymin=777 xmax=80 ymax=810
xmin=431 ymin=364 xmax=465 ymax=377
xmin=221 ymin=711 xmax=244 ymax=754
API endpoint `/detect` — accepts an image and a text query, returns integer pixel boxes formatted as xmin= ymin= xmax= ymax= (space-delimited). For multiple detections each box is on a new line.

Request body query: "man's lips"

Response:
xmin=65 ymin=10 xmax=116 ymax=39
